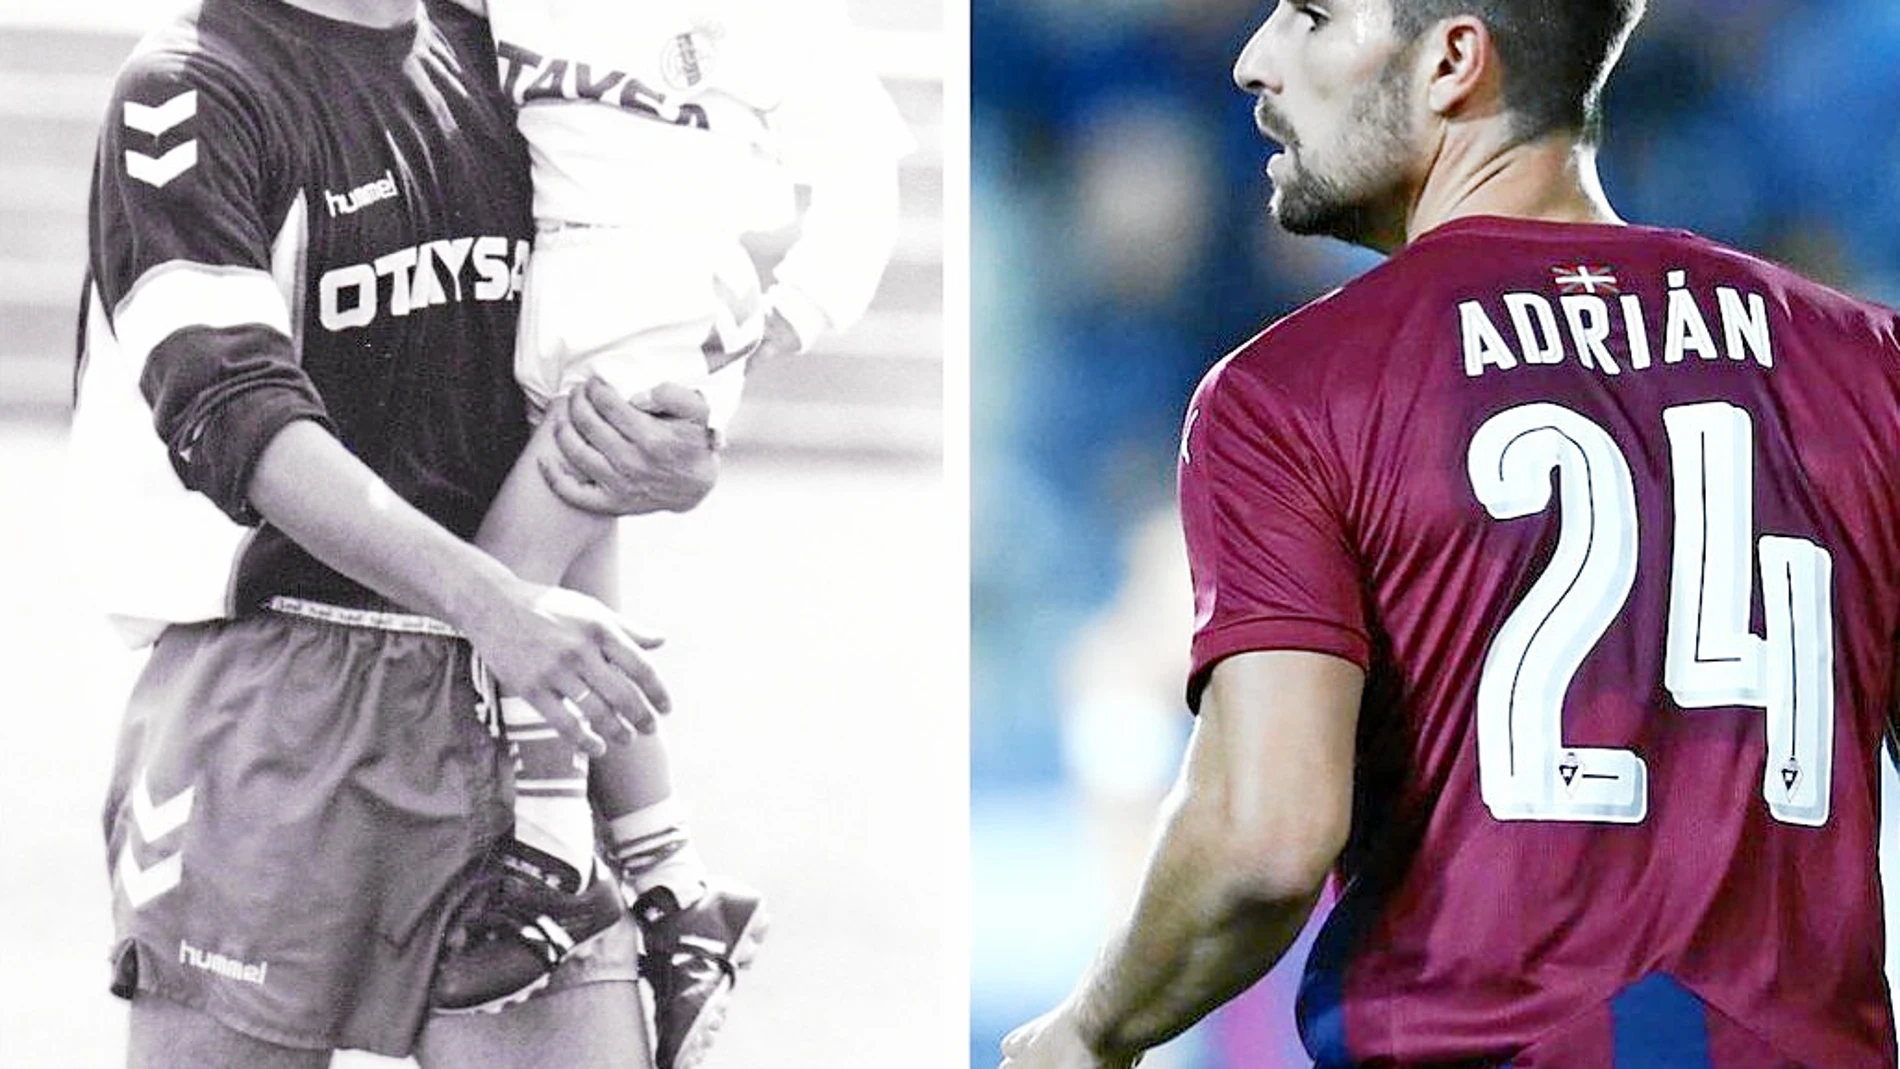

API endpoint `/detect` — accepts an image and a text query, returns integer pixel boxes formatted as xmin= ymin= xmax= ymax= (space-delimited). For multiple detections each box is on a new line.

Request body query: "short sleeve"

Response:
xmin=1178 ymin=354 xmax=1369 ymax=710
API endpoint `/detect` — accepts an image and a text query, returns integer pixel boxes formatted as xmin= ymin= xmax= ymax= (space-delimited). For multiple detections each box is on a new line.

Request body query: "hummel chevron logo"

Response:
xmin=120 ymin=770 xmax=193 ymax=908
xmin=124 ymin=90 xmax=200 ymax=188
xmin=131 ymin=769 xmax=195 ymax=842
xmin=126 ymin=142 xmax=199 ymax=189
xmin=119 ymin=841 xmax=183 ymax=909
xmin=124 ymin=90 xmax=197 ymax=136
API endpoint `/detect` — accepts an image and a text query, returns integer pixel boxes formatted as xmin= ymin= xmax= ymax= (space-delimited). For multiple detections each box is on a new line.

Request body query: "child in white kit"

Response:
xmin=433 ymin=2 xmax=910 ymax=1066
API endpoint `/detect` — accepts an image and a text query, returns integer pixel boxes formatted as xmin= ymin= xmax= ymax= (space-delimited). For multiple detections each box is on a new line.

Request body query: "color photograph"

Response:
xmin=973 ymin=2 xmax=1900 ymax=1067
xmin=0 ymin=0 xmax=959 ymax=1065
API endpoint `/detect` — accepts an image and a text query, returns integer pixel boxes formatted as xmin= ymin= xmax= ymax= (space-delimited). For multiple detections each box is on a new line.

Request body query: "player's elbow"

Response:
xmin=1198 ymin=790 xmax=1344 ymax=909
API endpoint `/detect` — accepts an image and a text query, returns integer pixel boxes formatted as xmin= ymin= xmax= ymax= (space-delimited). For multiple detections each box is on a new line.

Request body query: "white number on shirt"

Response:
xmin=1467 ymin=401 xmax=1835 ymax=827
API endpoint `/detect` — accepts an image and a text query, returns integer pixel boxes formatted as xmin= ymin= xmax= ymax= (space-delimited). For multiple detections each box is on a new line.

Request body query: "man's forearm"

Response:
xmin=1004 ymin=653 xmax=1358 ymax=1069
xmin=1068 ymin=784 xmax=1325 ymax=1062
xmin=247 ymin=418 xmax=520 ymax=631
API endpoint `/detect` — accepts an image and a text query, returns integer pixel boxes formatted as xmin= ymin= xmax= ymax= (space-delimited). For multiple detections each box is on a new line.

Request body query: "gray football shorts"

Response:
xmin=102 ymin=600 xmax=639 ymax=1056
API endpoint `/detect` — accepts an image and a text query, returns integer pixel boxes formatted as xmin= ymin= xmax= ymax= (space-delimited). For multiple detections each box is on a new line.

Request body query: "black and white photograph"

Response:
xmin=0 ymin=0 xmax=958 ymax=1064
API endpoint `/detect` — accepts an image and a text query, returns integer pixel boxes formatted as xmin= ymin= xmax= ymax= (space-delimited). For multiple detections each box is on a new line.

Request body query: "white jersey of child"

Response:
xmin=485 ymin=0 xmax=911 ymax=426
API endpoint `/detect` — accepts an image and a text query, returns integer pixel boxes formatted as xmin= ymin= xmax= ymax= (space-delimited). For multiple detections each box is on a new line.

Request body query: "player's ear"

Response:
xmin=1421 ymin=15 xmax=1497 ymax=119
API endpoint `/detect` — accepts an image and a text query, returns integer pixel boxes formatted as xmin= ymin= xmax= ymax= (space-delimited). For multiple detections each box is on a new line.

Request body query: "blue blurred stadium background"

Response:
xmin=971 ymin=2 xmax=1900 ymax=1066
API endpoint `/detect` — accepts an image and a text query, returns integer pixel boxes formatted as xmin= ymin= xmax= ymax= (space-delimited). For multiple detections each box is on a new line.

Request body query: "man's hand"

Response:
xmin=242 ymin=422 xmax=678 ymax=756
xmin=1000 ymin=1006 xmax=1137 ymax=1069
xmin=540 ymin=378 xmax=720 ymax=515
xmin=463 ymin=581 xmax=672 ymax=757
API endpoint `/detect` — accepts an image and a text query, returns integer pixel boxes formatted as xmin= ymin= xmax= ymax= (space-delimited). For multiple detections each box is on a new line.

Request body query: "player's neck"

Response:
xmin=274 ymin=0 xmax=419 ymax=28
xmin=1405 ymin=133 xmax=1622 ymax=247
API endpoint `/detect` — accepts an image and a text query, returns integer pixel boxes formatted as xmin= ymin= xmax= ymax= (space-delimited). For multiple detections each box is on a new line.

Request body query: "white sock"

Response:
xmin=502 ymin=696 xmax=595 ymax=885
xmin=606 ymin=797 xmax=708 ymax=908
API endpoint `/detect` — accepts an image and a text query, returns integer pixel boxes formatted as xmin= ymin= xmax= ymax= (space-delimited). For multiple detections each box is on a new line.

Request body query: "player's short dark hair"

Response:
xmin=1389 ymin=0 xmax=1645 ymax=143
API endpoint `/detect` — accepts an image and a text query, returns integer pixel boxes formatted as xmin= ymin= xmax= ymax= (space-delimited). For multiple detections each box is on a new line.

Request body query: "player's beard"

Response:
xmin=1267 ymin=53 xmax=1415 ymax=247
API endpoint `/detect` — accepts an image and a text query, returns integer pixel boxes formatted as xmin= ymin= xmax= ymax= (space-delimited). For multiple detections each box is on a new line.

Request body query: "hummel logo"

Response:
xmin=132 ymin=767 xmax=195 ymax=840
xmin=124 ymin=90 xmax=196 ymax=136
xmin=118 ymin=769 xmax=194 ymax=909
xmin=179 ymin=940 xmax=270 ymax=985
xmin=119 ymin=844 xmax=183 ymax=910
xmin=324 ymin=169 xmax=400 ymax=218
xmin=124 ymin=90 xmax=199 ymax=189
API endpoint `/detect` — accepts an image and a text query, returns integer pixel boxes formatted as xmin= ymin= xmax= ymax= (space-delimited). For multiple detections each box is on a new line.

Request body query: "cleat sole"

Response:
xmin=666 ymin=907 xmax=769 ymax=1069
xmin=433 ymin=922 xmax=615 ymax=1016
xmin=434 ymin=970 xmax=554 ymax=1017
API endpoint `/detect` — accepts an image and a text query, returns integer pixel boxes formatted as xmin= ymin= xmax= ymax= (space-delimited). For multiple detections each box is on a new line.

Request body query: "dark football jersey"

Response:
xmin=70 ymin=0 xmax=533 ymax=638
xmin=1180 ymin=216 xmax=1900 ymax=1068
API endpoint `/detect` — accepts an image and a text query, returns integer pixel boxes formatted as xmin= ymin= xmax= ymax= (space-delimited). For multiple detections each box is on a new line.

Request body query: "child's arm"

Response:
xmin=751 ymin=23 xmax=914 ymax=365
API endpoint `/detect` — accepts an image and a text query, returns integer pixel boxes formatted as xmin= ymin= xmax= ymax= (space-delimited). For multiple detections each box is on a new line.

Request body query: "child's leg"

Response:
xmin=478 ymin=413 xmax=614 ymax=586
xmin=591 ymin=727 xmax=709 ymax=909
xmin=568 ymin=516 xmax=709 ymax=908
xmin=476 ymin=414 xmax=615 ymax=886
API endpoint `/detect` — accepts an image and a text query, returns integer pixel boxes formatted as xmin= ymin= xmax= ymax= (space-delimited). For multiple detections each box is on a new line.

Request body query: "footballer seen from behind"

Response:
xmin=1002 ymin=1 xmax=1900 ymax=1067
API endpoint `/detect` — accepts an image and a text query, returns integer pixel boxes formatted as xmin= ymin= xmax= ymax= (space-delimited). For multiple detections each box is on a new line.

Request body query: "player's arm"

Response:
xmin=1002 ymin=651 xmax=1361 ymax=1069
xmin=92 ymin=54 xmax=668 ymax=751
xmin=246 ymin=421 xmax=665 ymax=751
xmin=1004 ymin=351 xmax=1368 ymax=1068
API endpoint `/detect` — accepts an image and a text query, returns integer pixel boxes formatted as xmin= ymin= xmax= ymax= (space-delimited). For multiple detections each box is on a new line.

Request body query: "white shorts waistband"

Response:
xmin=263 ymin=596 xmax=462 ymax=638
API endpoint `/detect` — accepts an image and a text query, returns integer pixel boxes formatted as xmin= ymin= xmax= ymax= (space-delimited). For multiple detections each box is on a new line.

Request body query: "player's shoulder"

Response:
xmin=107 ymin=1 xmax=262 ymax=113
xmin=1189 ymin=302 xmax=1340 ymax=434
xmin=424 ymin=0 xmax=497 ymax=50
xmin=1676 ymin=229 xmax=1900 ymax=341
xmin=1206 ymin=263 xmax=1403 ymax=409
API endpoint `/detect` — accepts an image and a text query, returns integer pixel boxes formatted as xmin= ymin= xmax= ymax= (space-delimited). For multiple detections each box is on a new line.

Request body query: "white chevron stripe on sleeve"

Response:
xmin=125 ymin=141 xmax=199 ymax=188
xmin=123 ymin=90 xmax=198 ymax=136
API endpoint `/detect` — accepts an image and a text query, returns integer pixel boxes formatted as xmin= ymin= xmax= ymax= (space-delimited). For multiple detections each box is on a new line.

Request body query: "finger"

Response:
xmin=573 ymin=690 xmax=635 ymax=747
xmin=537 ymin=451 xmax=612 ymax=512
xmin=527 ymin=687 xmax=606 ymax=758
xmin=578 ymin=376 xmax=666 ymax=447
xmin=621 ymin=693 xmax=659 ymax=736
xmin=617 ymin=621 xmax=666 ymax=650
xmin=631 ymin=380 xmax=712 ymax=424
xmin=573 ymin=661 xmax=648 ymax=743
xmin=599 ymin=631 xmax=672 ymax=717
xmin=553 ymin=397 xmax=630 ymax=487
xmin=577 ymin=664 xmax=653 ymax=740
xmin=556 ymin=663 xmax=635 ymax=749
